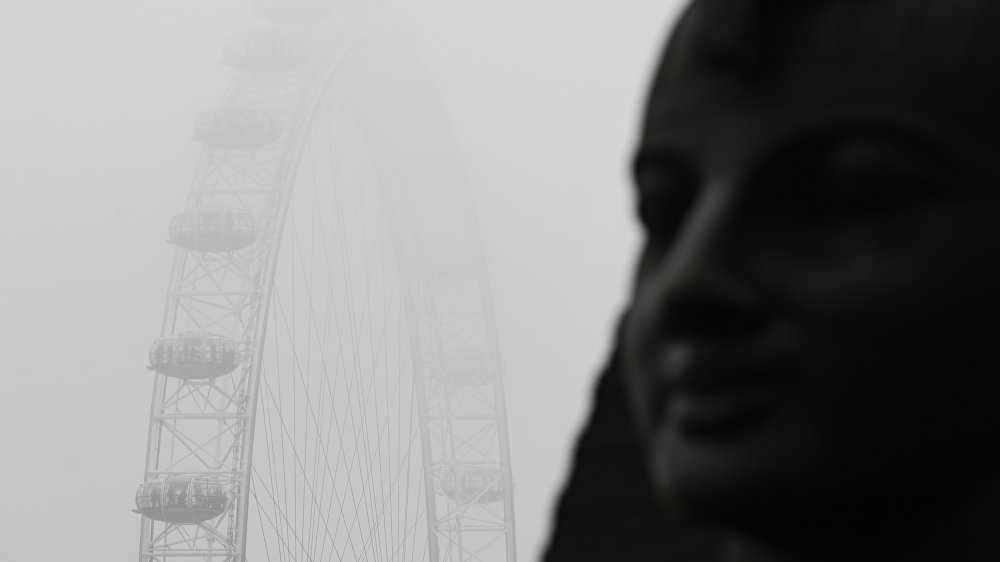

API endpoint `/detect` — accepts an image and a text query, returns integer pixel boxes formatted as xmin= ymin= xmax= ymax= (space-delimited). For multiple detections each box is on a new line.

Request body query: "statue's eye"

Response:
xmin=760 ymin=131 xmax=957 ymax=227
xmin=820 ymin=139 xmax=950 ymax=215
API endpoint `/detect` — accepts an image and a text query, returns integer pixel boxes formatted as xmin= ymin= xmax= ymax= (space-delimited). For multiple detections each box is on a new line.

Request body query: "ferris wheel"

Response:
xmin=135 ymin=5 xmax=517 ymax=562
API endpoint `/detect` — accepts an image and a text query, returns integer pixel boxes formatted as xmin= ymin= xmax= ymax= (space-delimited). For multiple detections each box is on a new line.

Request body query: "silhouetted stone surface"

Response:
xmin=544 ymin=324 xmax=722 ymax=562
xmin=545 ymin=1 xmax=1000 ymax=560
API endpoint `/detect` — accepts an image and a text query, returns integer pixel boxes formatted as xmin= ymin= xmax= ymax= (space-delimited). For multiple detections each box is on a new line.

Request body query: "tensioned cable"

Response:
xmin=247 ymin=58 xmax=435 ymax=562
xmin=262 ymin=182 xmax=402 ymax=556
xmin=300 ymin=107 xmax=424 ymax=562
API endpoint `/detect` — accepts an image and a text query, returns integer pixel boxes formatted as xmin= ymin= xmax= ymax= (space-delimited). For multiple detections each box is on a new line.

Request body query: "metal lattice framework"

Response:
xmin=137 ymin=9 xmax=516 ymax=562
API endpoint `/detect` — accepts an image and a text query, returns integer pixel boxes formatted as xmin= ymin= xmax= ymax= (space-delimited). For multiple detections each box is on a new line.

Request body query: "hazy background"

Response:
xmin=0 ymin=1 xmax=683 ymax=559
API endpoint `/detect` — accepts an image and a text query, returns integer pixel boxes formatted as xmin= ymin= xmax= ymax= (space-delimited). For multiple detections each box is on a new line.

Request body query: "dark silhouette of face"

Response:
xmin=621 ymin=76 xmax=1000 ymax=533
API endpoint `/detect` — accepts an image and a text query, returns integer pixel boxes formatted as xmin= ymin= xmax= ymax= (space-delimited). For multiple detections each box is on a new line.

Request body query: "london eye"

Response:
xmin=136 ymin=4 xmax=517 ymax=561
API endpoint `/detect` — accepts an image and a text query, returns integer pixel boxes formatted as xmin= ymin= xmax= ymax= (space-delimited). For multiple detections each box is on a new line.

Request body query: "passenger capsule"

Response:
xmin=169 ymin=206 xmax=258 ymax=253
xmin=194 ymin=107 xmax=279 ymax=149
xmin=254 ymin=0 xmax=332 ymax=24
xmin=223 ymin=28 xmax=305 ymax=73
xmin=431 ymin=350 xmax=495 ymax=386
xmin=436 ymin=466 xmax=505 ymax=504
xmin=134 ymin=475 xmax=230 ymax=524
xmin=148 ymin=332 xmax=239 ymax=379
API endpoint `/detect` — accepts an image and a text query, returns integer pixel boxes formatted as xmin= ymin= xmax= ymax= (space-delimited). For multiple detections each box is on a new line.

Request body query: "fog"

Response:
xmin=0 ymin=1 xmax=682 ymax=559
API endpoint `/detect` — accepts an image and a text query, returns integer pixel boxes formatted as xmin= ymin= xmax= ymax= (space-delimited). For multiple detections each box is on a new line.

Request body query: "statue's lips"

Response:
xmin=651 ymin=351 xmax=796 ymax=437
xmin=670 ymin=382 xmax=791 ymax=437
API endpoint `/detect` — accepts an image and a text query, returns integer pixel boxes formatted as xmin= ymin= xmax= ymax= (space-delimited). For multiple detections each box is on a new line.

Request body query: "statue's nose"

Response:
xmin=639 ymin=181 xmax=768 ymax=344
